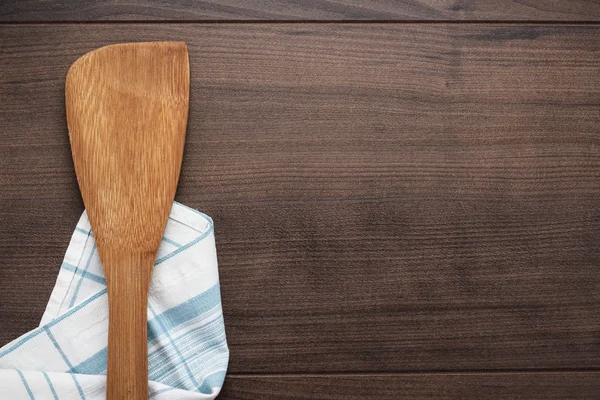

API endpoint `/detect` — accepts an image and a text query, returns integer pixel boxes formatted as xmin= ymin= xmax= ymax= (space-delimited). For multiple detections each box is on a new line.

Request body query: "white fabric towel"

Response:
xmin=0 ymin=202 xmax=229 ymax=399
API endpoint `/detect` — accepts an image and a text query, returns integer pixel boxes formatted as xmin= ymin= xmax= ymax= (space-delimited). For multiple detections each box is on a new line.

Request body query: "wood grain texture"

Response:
xmin=219 ymin=372 xmax=600 ymax=399
xmin=1 ymin=0 xmax=600 ymax=22
xmin=0 ymin=25 xmax=599 ymax=380
xmin=65 ymin=42 xmax=189 ymax=399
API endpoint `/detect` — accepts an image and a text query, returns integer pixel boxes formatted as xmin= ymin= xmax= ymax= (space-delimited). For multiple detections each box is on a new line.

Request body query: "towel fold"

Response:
xmin=0 ymin=202 xmax=229 ymax=399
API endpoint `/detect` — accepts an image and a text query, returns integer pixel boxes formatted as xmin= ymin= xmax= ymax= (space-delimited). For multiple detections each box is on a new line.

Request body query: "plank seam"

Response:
xmin=226 ymin=369 xmax=600 ymax=377
xmin=1 ymin=20 xmax=600 ymax=25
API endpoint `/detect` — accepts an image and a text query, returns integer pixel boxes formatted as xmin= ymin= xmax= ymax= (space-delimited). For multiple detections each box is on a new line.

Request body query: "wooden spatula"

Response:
xmin=65 ymin=42 xmax=189 ymax=399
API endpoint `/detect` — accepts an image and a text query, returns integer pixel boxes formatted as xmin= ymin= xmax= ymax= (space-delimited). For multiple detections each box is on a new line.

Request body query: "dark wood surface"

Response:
xmin=220 ymin=372 xmax=600 ymax=399
xmin=2 ymin=0 xmax=600 ymax=21
xmin=1 ymin=9 xmax=600 ymax=400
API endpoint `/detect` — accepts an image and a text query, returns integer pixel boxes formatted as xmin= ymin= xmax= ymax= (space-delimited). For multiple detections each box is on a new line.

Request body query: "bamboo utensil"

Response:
xmin=65 ymin=42 xmax=189 ymax=399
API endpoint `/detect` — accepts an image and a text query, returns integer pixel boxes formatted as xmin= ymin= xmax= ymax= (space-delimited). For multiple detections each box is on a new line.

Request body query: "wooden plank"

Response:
xmin=1 ymin=1 xmax=600 ymax=22
xmin=0 ymin=24 xmax=599 ymax=373
xmin=220 ymin=372 xmax=600 ymax=399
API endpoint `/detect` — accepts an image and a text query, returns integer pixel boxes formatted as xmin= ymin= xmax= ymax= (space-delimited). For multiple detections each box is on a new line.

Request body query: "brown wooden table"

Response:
xmin=1 ymin=2 xmax=599 ymax=398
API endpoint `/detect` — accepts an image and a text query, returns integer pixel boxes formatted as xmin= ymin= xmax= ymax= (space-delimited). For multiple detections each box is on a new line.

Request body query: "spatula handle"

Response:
xmin=104 ymin=252 xmax=154 ymax=400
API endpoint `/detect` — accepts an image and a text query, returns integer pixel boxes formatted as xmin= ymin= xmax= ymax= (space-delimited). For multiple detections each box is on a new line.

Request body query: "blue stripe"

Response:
xmin=149 ymin=387 xmax=175 ymax=398
xmin=155 ymin=227 xmax=213 ymax=266
xmin=43 ymin=324 xmax=84 ymax=399
xmin=162 ymin=237 xmax=182 ymax=248
xmin=0 ymin=289 xmax=108 ymax=359
xmin=148 ymin=303 xmax=202 ymax=391
xmin=149 ymin=324 xmax=227 ymax=383
xmin=69 ymin=373 xmax=86 ymax=400
xmin=160 ymin=320 xmax=226 ymax=359
xmin=147 ymin=283 xmax=221 ymax=342
xmin=42 ymin=372 xmax=59 ymax=400
xmin=67 ymin=229 xmax=93 ymax=308
xmin=148 ymin=319 xmax=225 ymax=377
xmin=44 ymin=327 xmax=74 ymax=369
xmin=46 ymin=326 xmax=92 ymax=398
xmin=150 ymin=322 xmax=226 ymax=363
xmin=46 ymin=326 xmax=85 ymax=398
xmin=70 ymin=324 xmax=227 ymax=384
xmin=198 ymin=370 xmax=227 ymax=394
xmin=148 ymin=313 xmax=224 ymax=361
xmin=149 ymin=313 xmax=223 ymax=356
xmin=17 ymin=370 xmax=35 ymax=400
xmin=0 ymin=329 xmax=44 ymax=359
xmin=69 ymin=243 xmax=97 ymax=307
xmin=61 ymin=262 xmax=106 ymax=285
xmin=75 ymin=227 xmax=90 ymax=235
xmin=69 ymin=347 xmax=107 ymax=375
xmin=48 ymin=288 xmax=107 ymax=328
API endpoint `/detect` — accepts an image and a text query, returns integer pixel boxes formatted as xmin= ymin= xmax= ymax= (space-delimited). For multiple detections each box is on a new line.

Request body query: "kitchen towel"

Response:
xmin=0 ymin=202 xmax=229 ymax=399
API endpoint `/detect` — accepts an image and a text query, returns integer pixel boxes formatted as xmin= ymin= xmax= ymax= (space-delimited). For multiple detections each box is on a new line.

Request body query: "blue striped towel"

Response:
xmin=0 ymin=202 xmax=229 ymax=399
